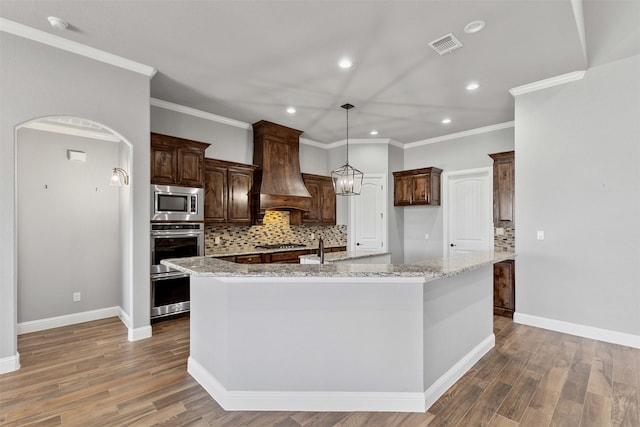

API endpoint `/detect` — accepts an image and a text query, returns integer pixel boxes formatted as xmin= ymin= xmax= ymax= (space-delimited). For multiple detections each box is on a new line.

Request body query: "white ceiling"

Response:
xmin=1 ymin=0 xmax=639 ymax=144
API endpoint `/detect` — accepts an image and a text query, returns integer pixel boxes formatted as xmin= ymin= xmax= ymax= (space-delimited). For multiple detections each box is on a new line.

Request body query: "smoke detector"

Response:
xmin=428 ymin=33 xmax=463 ymax=55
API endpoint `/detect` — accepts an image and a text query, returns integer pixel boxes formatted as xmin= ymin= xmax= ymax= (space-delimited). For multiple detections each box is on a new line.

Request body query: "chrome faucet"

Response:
xmin=317 ymin=237 xmax=325 ymax=264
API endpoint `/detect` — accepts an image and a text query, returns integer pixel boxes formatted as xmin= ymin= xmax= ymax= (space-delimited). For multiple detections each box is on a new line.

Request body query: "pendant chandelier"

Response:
xmin=331 ymin=103 xmax=364 ymax=196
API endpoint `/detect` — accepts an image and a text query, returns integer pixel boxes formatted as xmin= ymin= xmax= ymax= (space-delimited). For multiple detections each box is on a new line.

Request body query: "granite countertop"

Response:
xmin=207 ymin=244 xmax=344 ymax=258
xmin=299 ymin=250 xmax=391 ymax=262
xmin=162 ymin=250 xmax=516 ymax=279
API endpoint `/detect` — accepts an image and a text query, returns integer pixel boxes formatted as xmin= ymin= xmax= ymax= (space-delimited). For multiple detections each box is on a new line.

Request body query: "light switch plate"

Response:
xmin=537 ymin=230 xmax=545 ymax=240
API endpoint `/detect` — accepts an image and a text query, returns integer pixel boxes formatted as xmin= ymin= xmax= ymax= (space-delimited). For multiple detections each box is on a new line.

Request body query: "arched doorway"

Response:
xmin=15 ymin=116 xmax=134 ymax=335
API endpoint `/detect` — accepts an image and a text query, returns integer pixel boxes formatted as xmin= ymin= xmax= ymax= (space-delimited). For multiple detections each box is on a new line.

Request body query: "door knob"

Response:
xmin=450 ymin=243 xmax=456 ymax=247
xmin=356 ymin=243 xmax=361 ymax=246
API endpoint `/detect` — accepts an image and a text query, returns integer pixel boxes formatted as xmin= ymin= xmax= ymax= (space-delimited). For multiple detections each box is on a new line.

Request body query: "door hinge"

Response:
xmin=381 ymin=242 xmax=383 ymax=247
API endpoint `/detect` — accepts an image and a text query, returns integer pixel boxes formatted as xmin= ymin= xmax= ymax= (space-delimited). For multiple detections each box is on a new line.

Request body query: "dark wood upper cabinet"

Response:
xmin=204 ymin=158 xmax=257 ymax=225
xmin=488 ymin=151 xmax=514 ymax=228
xmin=392 ymin=167 xmax=442 ymax=206
xmin=301 ymin=174 xmax=336 ymax=225
xmin=151 ymin=133 xmax=209 ymax=188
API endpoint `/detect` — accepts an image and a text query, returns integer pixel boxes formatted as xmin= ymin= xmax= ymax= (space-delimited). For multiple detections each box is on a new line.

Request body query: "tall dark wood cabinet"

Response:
xmin=488 ymin=151 xmax=515 ymax=228
xmin=494 ymin=260 xmax=515 ymax=318
xmin=393 ymin=167 xmax=442 ymax=206
xmin=150 ymin=133 xmax=210 ymax=188
xmin=302 ymin=174 xmax=336 ymax=225
xmin=204 ymin=158 xmax=257 ymax=225
xmin=489 ymin=150 xmax=515 ymax=318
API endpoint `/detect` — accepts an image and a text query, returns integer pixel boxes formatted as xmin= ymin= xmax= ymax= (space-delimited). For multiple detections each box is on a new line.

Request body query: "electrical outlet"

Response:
xmin=496 ymin=227 xmax=505 ymax=236
xmin=537 ymin=230 xmax=545 ymax=240
xmin=310 ymin=233 xmax=315 ymax=240
xmin=424 ymin=233 xmax=430 ymax=240
xmin=214 ymin=236 xmax=221 ymax=245
xmin=73 ymin=292 xmax=81 ymax=302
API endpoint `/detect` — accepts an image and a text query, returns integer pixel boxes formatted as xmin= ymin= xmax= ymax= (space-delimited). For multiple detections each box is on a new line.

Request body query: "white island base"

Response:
xmin=187 ymin=266 xmax=494 ymax=413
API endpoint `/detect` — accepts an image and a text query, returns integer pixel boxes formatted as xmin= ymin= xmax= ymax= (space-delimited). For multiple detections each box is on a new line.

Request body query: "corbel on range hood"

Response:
xmin=251 ymin=120 xmax=312 ymax=223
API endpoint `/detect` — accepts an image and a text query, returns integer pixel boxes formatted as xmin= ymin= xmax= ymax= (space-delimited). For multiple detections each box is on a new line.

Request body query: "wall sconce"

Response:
xmin=110 ymin=167 xmax=129 ymax=186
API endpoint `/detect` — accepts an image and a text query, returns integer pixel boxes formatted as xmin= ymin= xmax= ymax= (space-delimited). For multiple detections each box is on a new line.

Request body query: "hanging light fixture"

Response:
xmin=331 ymin=103 xmax=363 ymax=196
xmin=110 ymin=167 xmax=129 ymax=186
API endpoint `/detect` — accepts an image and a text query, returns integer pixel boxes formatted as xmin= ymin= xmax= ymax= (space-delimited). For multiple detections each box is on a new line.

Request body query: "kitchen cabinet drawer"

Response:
xmin=328 ymin=246 xmax=347 ymax=252
xmin=235 ymin=254 xmax=263 ymax=264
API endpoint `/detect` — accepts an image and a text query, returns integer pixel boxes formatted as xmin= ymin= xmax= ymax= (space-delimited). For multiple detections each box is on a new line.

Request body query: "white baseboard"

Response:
xmin=188 ymin=357 xmax=427 ymax=412
xmin=514 ymin=312 xmax=640 ymax=349
xmin=423 ymin=333 xmax=495 ymax=410
xmin=17 ymin=306 xmax=121 ymax=334
xmin=128 ymin=325 xmax=152 ymax=341
xmin=118 ymin=307 xmax=132 ymax=329
xmin=0 ymin=352 xmax=20 ymax=374
xmin=188 ymin=334 xmax=495 ymax=413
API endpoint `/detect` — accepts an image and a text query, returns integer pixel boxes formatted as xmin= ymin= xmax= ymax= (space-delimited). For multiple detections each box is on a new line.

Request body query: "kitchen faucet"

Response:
xmin=317 ymin=237 xmax=325 ymax=264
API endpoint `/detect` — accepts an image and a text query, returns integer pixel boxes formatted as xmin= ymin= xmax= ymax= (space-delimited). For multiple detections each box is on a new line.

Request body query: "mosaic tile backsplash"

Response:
xmin=205 ymin=211 xmax=347 ymax=255
xmin=494 ymin=227 xmax=515 ymax=252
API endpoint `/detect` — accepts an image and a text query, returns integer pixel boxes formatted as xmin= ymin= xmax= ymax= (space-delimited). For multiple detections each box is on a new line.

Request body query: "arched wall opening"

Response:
xmin=15 ymin=116 xmax=134 ymax=333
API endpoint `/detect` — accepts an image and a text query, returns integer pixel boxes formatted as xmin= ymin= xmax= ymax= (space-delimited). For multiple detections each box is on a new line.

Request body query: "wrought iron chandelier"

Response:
xmin=331 ymin=103 xmax=363 ymax=196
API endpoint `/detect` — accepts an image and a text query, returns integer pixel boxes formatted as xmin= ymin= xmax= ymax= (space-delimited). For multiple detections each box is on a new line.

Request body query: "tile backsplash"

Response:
xmin=205 ymin=211 xmax=347 ymax=255
xmin=494 ymin=227 xmax=515 ymax=252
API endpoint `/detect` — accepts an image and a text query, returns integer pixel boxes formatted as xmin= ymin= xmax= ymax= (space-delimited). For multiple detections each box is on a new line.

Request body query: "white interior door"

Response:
xmin=349 ymin=175 xmax=386 ymax=251
xmin=444 ymin=168 xmax=493 ymax=255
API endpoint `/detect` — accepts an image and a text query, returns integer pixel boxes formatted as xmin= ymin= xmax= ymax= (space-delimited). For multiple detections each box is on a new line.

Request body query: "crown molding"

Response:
xmin=299 ymin=138 xmax=328 ymax=148
xmin=509 ymin=71 xmax=586 ymax=97
xmin=0 ymin=18 xmax=156 ymax=78
xmin=404 ymin=121 xmax=515 ymax=149
xmin=22 ymin=121 xmax=121 ymax=142
xmin=150 ymin=98 xmax=252 ymax=130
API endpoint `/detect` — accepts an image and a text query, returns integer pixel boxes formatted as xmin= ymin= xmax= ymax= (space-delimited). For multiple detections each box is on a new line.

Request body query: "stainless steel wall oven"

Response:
xmin=150 ymin=222 xmax=204 ymax=319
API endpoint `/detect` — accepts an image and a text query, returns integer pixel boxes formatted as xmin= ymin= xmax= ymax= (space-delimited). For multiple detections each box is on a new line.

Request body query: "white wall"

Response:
xmin=402 ymin=128 xmax=514 ymax=262
xmin=17 ymin=129 xmax=121 ymax=322
xmin=387 ymin=144 xmax=405 ymax=263
xmin=515 ymin=55 xmax=640 ymax=338
xmin=0 ymin=32 xmax=150 ymax=368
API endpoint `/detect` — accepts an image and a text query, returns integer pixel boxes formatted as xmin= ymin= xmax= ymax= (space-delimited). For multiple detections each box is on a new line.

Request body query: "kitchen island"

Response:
xmin=299 ymin=249 xmax=391 ymax=264
xmin=162 ymin=250 xmax=514 ymax=413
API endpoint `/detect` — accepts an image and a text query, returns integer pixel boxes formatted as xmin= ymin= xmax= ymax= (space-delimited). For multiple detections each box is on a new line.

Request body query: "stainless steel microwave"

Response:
xmin=151 ymin=184 xmax=204 ymax=222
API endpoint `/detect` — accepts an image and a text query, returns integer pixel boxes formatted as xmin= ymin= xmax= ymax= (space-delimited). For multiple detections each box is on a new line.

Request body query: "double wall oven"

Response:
xmin=150 ymin=185 xmax=204 ymax=319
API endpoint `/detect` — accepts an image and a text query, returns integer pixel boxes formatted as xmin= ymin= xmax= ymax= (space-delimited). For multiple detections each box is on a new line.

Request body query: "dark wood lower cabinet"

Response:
xmin=215 ymin=246 xmax=347 ymax=264
xmin=494 ymin=259 xmax=515 ymax=318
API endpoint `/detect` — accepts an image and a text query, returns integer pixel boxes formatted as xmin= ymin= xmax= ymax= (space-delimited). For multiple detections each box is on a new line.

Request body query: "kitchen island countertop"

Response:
xmin=299 ymin=249 xmax=391 ymax=263
xmin=162 ymin=249 xmax=514 ymax=279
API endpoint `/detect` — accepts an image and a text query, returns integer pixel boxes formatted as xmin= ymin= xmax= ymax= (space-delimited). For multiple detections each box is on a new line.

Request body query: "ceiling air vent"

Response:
xmin=428 ymin=33 xmax=463 ymax=55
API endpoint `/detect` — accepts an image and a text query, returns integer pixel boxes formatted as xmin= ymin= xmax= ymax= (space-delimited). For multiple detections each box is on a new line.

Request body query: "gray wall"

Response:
xmin=387 ymin=144 xmax=405 ymax=263
xmin=0 ymin=33 xmax=150 ymax=365
xmin=515 ymin=54 xmax=640 ymax=335
xmin=402 ymin=128 xmax=514 ymax=262
xmin=17 ymin=129 xmax=121 ymax=322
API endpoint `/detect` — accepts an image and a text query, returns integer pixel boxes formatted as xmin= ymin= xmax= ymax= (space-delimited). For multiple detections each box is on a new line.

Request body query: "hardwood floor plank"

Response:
xmin=588 ymin=356 xmax=614 ymax=398
xmin=426 ymin=379 xmax=488 ymax=427
xmin=580 ymin=391 xmax=612 ymax=427
xmin=560 ymin=360 xmax=591 ymax=404
xmin=488 ymin=414 xmax=519 ymax=427
xmin=611 ymin=382 xmax=639 ymax=427
xmin=497 ymin=369 xmax=542 ymax=422
xmin=549 ymin=397 xmax=583 ymax=427
xmin=457 ymin=380 xmax=512 ymax=426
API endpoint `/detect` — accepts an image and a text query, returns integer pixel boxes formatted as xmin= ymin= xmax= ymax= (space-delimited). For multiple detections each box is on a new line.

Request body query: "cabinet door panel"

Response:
xmin=228 ymin=168 xmax=253 ymax=223
xmin=151 ymin=145 xmax=176 ymax=185
xmin=320 ymin=181 xmax=336 ymax=224
xmin=495 ymin=161 xmax=514 ymax=224
xmin=394 ymin=176 xmax=412 ymax=205
xmin=412 ymin=174 xmax=430 ymax=204
xmin=204 ymin=166 xmax=227 ymax=223
xmin=494 ymin=260 xmax=515 ymax=318
xmin=178 ymin=148 xmax=203 ymax=187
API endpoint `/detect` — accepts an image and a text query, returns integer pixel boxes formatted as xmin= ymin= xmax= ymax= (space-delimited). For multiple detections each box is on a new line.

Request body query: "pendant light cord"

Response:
xmin=346 ymin=106 xmax=349 ymax=164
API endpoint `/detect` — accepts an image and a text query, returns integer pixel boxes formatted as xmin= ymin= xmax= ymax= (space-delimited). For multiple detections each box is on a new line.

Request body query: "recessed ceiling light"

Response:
xmin=466 ymin=82 xmax=480 ymax=91
xmin=441 ymin=118 xmax=452 ymax=124
xmin=464 ymin=20 xmax=485 ymax=34
xmin=338 ymin=58 xmax=353 ymax=69
xmin=286 ymin=107 xmax=296 ymax=114
xmin=47 ymin=16 xmax=69 ymax=30
xmin=370 ymin=130 xmax=379 ymax=136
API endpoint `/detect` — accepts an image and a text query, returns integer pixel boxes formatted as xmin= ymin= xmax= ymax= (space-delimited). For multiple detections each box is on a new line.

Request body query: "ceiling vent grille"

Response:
xmin=428 ymin=33 xmax=463 ymax=55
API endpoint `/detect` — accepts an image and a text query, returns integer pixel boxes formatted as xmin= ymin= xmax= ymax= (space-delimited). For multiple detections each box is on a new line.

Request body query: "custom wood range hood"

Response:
xmin=251 ymin=120 xmax=312 ymax=222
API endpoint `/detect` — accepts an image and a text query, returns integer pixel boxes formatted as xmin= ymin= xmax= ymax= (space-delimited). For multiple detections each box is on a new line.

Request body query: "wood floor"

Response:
xmin=1 ymin=315 xmax=639 ymax=426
